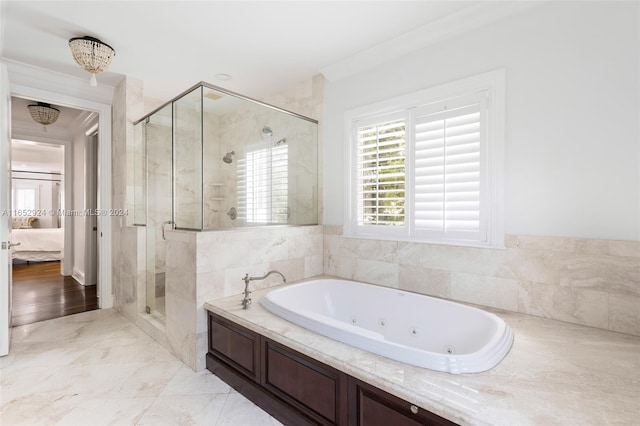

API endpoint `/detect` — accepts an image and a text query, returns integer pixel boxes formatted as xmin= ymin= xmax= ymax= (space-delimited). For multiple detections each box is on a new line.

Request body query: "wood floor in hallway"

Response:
xmin=11 ymin=261 xmax=98 ymax=327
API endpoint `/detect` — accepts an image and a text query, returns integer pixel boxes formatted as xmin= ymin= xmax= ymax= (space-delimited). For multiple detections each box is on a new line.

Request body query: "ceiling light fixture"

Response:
xmin=68 ymin=36 xmax=116 ymax=87
xmin=215 ymin=73 xmax=233 ymax=81
xmin=27 ymin=102 xmax=60 ymax=132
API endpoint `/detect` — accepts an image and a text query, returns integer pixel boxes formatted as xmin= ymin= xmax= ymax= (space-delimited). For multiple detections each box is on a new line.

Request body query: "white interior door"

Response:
xmin=1 ymin=63 xmax=13 ymax=356
xmin=85 ymin=132 xmax=98 ymax=286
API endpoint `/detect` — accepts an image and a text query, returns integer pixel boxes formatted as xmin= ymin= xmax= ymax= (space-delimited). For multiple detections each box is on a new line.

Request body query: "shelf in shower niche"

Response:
xmin=210 ymin=198 xmax=225 ymax=201
xmin=210 ymin=183 xmax=224 ymax=186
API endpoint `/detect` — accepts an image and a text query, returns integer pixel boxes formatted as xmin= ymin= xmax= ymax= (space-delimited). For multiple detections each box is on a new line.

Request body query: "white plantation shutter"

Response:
xmin=346 ymin=70 xmax=503 ymax=247
xmin=414 ymin=95 xmax=487 ymax=241
xmin=270 ymin=145 xmax=289 ymax=223
xmin=237 ymin=143 xmax=288 ymax=224
xmin=355 ymin=118 xmax=406 ymax=227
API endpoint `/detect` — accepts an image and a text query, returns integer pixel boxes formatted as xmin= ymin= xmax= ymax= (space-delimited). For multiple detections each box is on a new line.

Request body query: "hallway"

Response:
xmin=11 ymin=261 xmax=98 ymax=326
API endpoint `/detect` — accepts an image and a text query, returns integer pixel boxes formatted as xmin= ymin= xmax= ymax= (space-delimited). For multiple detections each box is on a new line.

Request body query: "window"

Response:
xmin=237 ymin=143 xmax=289 ymax=224
xmin=345 ymin=70 xmax=505 ymax=247
xmin=356 ymin=117 xmax=406 ymax=226
xmin=12 ymin=182 xmax=39 ymax=211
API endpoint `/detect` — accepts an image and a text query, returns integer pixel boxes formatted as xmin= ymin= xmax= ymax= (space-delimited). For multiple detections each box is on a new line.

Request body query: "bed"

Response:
xmin=11 ymin=228 xmax=64 ymax=262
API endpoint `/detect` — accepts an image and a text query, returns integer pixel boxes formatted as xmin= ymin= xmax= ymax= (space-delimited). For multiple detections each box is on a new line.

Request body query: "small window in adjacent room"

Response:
xmin=13 ymin=182 xmax=39 ymax=211
xmin=344 ymin=70 xmax=505 ymax=248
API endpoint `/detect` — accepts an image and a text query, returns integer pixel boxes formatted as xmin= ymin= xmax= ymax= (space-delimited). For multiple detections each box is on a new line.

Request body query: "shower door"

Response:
xmin=144 ymin=104 xmax=173 ymax=320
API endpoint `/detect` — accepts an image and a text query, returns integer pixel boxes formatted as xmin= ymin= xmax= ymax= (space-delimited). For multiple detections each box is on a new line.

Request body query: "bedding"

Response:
xmin=11 ymin=228 xmax=63 ymax=261
xmin=11 ymin=216 xmax=38 ymax=229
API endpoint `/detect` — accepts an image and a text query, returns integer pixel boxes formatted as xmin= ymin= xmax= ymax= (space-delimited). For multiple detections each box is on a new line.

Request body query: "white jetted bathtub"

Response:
xmin=260 ymin=278 xmax=513 ymax=374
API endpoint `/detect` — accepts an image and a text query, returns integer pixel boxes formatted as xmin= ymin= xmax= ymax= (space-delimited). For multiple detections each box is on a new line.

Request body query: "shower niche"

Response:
xmin=133 ymin=82 xmax=318 ymax=320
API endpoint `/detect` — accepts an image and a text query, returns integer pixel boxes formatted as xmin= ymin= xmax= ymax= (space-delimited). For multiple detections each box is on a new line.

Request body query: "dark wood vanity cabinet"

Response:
xmin=262 ymin=338 xmax=348 ymax=425
xmin=207 ymin=313 xmax=260 ymax=381
xmin=348 ymin=378 xmax=456 ymax=426
xmin=206 ymin=312 xmax=457 ymax=426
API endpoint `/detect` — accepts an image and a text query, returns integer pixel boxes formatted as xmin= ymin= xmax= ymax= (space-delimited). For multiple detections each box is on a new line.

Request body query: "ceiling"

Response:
xmin=0 ymin=1 xmax=485 ymax=102
xmin=11 ymin=96 xmax=85 ymax=130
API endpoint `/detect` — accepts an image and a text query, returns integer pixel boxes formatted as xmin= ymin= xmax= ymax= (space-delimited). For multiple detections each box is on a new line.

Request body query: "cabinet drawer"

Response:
xmin=208 ymin=313 xmax=260 ymax=381
xmin=348 ymin=378 xmax=456 ymax=426
xmin=262 ymin=339 xmax=347 ymax=425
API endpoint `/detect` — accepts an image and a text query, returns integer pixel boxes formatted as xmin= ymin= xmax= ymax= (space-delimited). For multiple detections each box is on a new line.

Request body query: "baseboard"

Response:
xmin=72 ymin=267 xmax=85 ymax=285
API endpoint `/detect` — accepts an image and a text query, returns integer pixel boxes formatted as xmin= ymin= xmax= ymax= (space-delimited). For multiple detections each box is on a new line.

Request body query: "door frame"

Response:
xmin=1 ymin=63 xmax=13 ymax=356
xmin=85 ymin=129 xmax=99 ymax=286
xmin=9 ymin=83 xmax=113 ymax=308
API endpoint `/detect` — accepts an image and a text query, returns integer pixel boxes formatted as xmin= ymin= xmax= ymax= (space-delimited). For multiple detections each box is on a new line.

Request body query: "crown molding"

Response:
xmin=320 ymin=1 xmax=546 ymax=82
xmin=4 ymin=59 xmax=118 ymax=105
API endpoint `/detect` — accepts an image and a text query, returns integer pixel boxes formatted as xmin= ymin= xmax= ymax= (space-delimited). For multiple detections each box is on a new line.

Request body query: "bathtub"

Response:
xmin=259 ymin=278 xmax=513 ymax=374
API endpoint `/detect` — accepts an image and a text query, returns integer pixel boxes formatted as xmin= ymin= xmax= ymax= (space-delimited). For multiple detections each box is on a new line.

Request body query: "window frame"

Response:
xmin=343 ymin=69 xmax=505 ymax=248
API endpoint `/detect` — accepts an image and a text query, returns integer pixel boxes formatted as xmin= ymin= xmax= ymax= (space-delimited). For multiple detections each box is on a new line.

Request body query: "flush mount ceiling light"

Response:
xmin=215 ymin=73 xmax=233 ymax=81
xmin=68 ymin=36 xmax=116 ymax=87
xmin=27 ymin=102 xmax=60 ymax=132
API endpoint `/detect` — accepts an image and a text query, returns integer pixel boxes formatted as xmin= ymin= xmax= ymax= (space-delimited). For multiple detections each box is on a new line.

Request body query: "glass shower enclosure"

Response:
xmin=133 ymin=82 xmax=318 ymax=321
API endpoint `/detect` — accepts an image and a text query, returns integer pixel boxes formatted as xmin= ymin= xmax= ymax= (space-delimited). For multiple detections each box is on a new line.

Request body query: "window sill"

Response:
xmin=341 ymin=231 xmax=506 ymax=250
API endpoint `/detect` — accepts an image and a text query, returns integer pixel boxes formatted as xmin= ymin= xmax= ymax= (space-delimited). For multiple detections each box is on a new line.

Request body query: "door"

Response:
xmin=85 ymin=132 xmax=98 ymax=286
xmin=1 ymin=63 xmax=13 ymax=356
xmin=144 ymin=104 xmax=172 ymax=319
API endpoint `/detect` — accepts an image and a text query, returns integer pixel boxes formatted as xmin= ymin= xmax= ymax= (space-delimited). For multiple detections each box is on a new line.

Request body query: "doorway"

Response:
xmin=9 ymin=97 xmax=99 ymax=326
xmin=1 ymin=66 xmax=113 ymax=356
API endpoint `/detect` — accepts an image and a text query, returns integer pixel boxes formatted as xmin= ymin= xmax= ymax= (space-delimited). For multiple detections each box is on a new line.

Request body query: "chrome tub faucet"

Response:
xmin=241 ymin=270 xmax=287 ymax=309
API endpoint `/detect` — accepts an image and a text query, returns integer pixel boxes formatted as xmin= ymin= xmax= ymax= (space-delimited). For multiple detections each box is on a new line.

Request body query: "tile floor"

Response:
xmin=0 ymin=309 xmax=282 ymax=425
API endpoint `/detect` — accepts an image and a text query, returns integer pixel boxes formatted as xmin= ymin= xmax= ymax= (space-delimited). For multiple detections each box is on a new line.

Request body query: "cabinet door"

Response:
xmin=262 ymin=338 xmax=348 ymax=425
xmin=208 ymin=313 xmax=260 ymax=381
xmin=348 ymin=378 xmax=457 ymax=426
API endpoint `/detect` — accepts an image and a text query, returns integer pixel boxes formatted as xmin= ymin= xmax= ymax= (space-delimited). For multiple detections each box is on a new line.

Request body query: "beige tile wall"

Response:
xmin=112 ymin=77 xmax=143 ymax=323
xmin=324 ymin=226 xmax=640 ymax=336
xmin=162 ymin=225 xmax=323 ymax=370
xmin=112 ymin=77 xmax=170 ymax=351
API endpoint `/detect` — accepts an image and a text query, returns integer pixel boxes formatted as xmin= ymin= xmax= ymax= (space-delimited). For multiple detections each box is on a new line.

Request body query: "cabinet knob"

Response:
xmin=410 ymin=405 xmax=419 ymax=414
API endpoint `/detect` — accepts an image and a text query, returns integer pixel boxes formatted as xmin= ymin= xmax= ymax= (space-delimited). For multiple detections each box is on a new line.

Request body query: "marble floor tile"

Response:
xmin=0 ymin=395 xmax=82 ymax=426
xmin=54 ymin=397 xmax=156 ymax=426
xmin=1 ymin=308 xmax=280 ymax=425
xmin=216 ymin=393 xmax=283 ymax=426
xmin=159 ymin=364 xmax=231 ymax=396
xmin=137 ymin=394 xmax=228 ymax=426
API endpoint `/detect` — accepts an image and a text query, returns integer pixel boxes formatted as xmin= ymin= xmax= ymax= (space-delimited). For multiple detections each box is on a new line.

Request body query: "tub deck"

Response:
xmin=205 ymin=282 xmax=640 ymax=426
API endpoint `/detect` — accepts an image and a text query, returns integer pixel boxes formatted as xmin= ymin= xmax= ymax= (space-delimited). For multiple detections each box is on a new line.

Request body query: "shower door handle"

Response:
xmin=161 ymin=220 xmax=174 ymax=240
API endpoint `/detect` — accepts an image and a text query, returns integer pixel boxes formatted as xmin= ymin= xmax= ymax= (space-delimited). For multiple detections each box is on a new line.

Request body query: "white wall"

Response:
xmin=323 ymin=1 xmax=639 ymax=241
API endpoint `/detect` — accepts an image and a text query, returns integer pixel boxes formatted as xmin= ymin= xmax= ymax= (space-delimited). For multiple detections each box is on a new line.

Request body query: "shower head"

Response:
xmin=262 ymin=126 xmax=273 ymax=137
xmin=223 ymin=151 xmax=235 ymax=164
